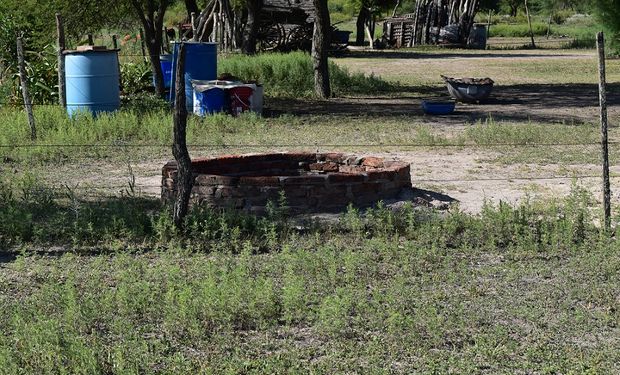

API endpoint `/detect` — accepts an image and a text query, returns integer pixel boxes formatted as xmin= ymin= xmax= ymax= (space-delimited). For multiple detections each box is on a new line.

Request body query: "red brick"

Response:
xmin=309 ymin=162 xmax=339 ymax=172
xmin=214 ymin=187 xmax=229 ymax=198
xmin=283 ymin=186 xmax=309 ymax=198
xmin=361 ymin=157 xmax=384 ymax=168
xmin=339 ymin=165 xmax=365 ymax=174
xmin=194 ymin=174 xmax=239 ymax=185
xmin=328 ymin=173 xmax=365 ymax=184
xmin=351 ymin=183 xmax=381 ymax=195
xmin=239 ymin=176 xmax=280 ymax=186
xmin=367 ymin=170 xmax=392 ymax=181
xmin=280 ymin=175 xmax=328 ymax=185
xmin=324 ymin=152 xmax=345 ymax=163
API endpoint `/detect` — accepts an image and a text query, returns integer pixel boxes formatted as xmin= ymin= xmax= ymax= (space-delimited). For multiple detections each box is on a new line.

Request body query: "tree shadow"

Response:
xmin=337 ymin=50 xmax=586 ymax=60
xmin=265 ymin=82 xmax=620 ymax=125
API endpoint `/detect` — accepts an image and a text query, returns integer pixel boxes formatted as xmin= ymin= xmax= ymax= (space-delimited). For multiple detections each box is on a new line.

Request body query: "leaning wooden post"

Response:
xmin=55 ymin=13 xmax=66 ymax=108
xmin=597 ymin=31 xmax=611 ymax=231
xmin=524 ymin=0 xmax=536 ymax=48
xmin=17 ymin=37 xmax=36 ymax=141
xmin=172 ymin=42 xmax=192 ymax=228
xmin=191 ymin=12 xmax=197 ymax=41
xmin=139 ymin=28 xmax=147 ymax=62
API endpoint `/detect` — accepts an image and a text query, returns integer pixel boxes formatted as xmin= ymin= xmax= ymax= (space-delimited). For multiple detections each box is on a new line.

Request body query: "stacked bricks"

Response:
xmin=162 ymin=152 xmax=411 ymax=214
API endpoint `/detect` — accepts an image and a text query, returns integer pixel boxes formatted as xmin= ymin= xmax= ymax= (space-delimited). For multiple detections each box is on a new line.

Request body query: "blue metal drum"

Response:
xmin=169 ymin=42 xmax=218 ymax=110
xmin=65 ymin=49 xmax=120 ymax=116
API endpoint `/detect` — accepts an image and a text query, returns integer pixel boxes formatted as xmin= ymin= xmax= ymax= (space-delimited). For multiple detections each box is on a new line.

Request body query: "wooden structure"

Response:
xmin=185 ymin=0 xmax=318 ymax=52
xmin=382 ymin=0 xmax=480 ymax=48
xmin=257 ymin=0 xmax=315 ymax=51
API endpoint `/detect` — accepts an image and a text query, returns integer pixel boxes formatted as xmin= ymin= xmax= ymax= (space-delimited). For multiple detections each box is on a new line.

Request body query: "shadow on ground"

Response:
xmin=336 ymin=50 xmax=587 ymax=60
xmin=266 ymin=83 xmax=620 ymax=125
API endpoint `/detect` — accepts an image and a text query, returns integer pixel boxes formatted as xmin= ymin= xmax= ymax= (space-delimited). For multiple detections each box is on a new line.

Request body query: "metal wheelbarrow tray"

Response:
xmin=442 ymin=75 xmax=494 ymax=103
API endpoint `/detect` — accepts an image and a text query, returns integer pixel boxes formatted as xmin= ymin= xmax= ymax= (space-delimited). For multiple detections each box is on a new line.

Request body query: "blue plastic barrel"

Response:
xmin=65 ymin=50 xmax=120 ymax=116
xmin=195 ymin=87 xmax=227 ymax=115
xmin=169 ymin=42 xmax=217 ymax=110
xmin=158 ymin=54 xmax=173 ymax=89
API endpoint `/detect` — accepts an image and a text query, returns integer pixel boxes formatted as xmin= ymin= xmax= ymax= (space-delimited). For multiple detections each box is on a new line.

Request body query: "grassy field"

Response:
xmin=2 ymin=47 xmax=620 ymax=373
xmin=2 ymin=190 xmax=620 ymax=373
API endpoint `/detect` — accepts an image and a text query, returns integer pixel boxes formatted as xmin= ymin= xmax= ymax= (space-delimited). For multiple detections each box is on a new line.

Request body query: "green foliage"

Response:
xmin=0 ymin=184 xmax=617 ymax=372
xmin=593 ymin=0 xmax=620 ymax=54
xmin=120 ymin=61 xmax=153 ymax=95
xmin=218 ymin=52 xmax=395 ymax=98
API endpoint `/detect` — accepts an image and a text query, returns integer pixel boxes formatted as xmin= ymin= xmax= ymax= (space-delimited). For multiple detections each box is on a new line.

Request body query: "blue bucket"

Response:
xmin=159 ymin=54 xmax=173 ymax=89
xmin=195 ymin=87 xmax=227 ymax=115
xmin=169 ymin=42 xmax=218 ymax=109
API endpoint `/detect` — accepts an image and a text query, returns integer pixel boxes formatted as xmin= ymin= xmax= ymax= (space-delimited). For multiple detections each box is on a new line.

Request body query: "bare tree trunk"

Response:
xmin=172 ymin=43 xmax=193 ymax=228
xmin=184 ymin=0 xmax=200 ymax=18
xmin=242 ymin=0 xmax=262 ymax=54
xmin=392 ymin=0 xmax=401 ymax=17
xmin=17 ymin=37 xmax=36 ymax=141
xmin=312 ymin=0 xmax=331 ymax=98
xmin=55 ymin=13 xmax=66 ymax=108
xmin=131 ymin=0 xmax=168 ymax=96
xmin=524 ymin=0 xmax=535 ymax=48
xmin=356 ymin=7 xmax=369 ymax=45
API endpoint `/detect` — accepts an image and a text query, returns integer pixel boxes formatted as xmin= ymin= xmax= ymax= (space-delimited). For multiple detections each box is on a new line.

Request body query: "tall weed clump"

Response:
xmin=218 ymin=52 xmax=394 ymax=98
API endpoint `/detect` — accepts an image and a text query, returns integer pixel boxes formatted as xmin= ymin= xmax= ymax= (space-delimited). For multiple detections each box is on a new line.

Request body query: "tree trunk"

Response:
xmin=131 ymin=0 xmax=168 ymax=97
xmin=172 ymin=43 xmax=193 ymax=228
xmin=524 ymin=0 xmax=535 ymax=48
xmin=312 ymin=0 xmax=330 ymax=98
xmin=510 ymin=4 xmax=518 ymax=17
xmin=242 ymin=0 xmax=262 ymax=54
xmin=392 ymin=0 xmax=401 ymax=17
xmin=356 ymin=7 xmax=369 ymax=45
xmin=184 ymin=0 xmax=200 ymax=18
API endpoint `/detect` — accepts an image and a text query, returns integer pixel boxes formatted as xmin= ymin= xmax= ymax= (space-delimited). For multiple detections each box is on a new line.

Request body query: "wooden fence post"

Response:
xmin=139 ymin=28 xmax=147 ymax=62
xmin=524 ymin=0 xmax=536 ymax=48
xmin=55 ymin=13 xmax=66 ymax=108
xmin=172 ymin=42 xmax=192 ymax=228
xmin=597 ymin=31 xmax=611 ymax=231
xmin=16 ymin=37 xmax=36 ymax=141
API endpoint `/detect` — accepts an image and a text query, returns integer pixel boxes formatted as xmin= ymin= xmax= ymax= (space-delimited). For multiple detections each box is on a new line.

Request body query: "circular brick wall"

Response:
xmin=162 ymin=152 xmax=411 ymax=214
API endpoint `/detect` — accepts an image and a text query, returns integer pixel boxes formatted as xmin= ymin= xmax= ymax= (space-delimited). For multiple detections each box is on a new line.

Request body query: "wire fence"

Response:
xmin=3 ymin=139 xmax=612 ymax=200
xmin=1 ymin=31 xmax=611 ymax=204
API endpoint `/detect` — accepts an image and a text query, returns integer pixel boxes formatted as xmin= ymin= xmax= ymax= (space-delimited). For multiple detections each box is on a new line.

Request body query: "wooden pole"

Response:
xmin=139 ymin=28 xmax=147 ymax=62
xmin=55 ymin=13 xmax=66 ymax=108
xmin=172 ymin=42 xmax=192 ymax=228
xmin=487 ymin=10 xmax=492 ymax=41
xmin=191 ymin=12 xmax=197 ymax=41
xmin=524 ymin=0 xmax=536 ymax=48
xmin=16 ymin=37 xmax=36 ymax=141
xmin=597 ymin=31 xmax=611 ymax=231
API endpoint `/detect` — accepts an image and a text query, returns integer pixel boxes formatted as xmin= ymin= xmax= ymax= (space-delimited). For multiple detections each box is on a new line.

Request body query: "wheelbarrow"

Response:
xmin=442 ymin=75 xmax=494 ymax=103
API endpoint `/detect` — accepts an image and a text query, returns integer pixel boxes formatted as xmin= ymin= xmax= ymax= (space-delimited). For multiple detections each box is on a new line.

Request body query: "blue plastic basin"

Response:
xmin=421 ymin=100 xmax=456 ymax=115
xmin=194 ymin=87 xmax=228 ymax=115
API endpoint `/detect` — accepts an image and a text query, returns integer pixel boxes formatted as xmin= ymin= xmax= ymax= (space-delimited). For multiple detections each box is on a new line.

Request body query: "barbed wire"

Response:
xmin=0 ymin=142 xmax=615 ymax=148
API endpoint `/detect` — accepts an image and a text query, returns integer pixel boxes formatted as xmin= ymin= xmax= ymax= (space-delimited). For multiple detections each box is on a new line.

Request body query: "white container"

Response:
xmin=250 ymin=84 xmax=264 ymax=115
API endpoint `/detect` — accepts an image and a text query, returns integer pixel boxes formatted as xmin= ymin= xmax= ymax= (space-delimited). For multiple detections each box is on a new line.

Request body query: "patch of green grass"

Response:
xmin=218 ymin=52 xmax=396 ymax=97
xmin=1 ymin=187 xmax=619 ymax=373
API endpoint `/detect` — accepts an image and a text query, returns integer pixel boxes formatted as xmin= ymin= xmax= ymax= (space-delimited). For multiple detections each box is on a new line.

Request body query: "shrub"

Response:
xmin=218 ymin=51 xmax=395 ymax=98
